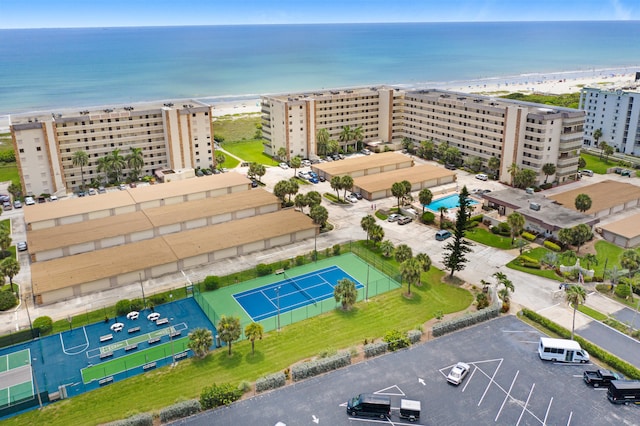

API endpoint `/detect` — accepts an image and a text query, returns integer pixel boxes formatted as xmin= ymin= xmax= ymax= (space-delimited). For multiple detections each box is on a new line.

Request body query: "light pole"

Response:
xmin=365 ymin=263 xmax=370 ymax=302
xmin=29 ymin=359 xmax=43 ymax=409
xmin=139 ymin=272 xmax=146 ymax=308
xmin=23 ymin=295 xmax=33 ymax=336
xmin=276 ymin=286 xmax=281 ymax=332
xmin=169 ymin=317 xmax=175 ymax=367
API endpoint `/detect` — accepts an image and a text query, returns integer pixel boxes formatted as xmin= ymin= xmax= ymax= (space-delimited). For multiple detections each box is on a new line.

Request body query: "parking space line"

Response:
xmin=477 ymin=358 xmax=502 ymax=406
xmin=461 ymin=365 xmax=477 ymax=393
xmin=566 ymin=411 xmax=573 ymax=425
xmin=495 ymin=370 xmax=519 ymax=422
xmin=515 ymin=383 xmax=534 ymax=426
xmin=542 ymin=397 xmax=553 ymax=425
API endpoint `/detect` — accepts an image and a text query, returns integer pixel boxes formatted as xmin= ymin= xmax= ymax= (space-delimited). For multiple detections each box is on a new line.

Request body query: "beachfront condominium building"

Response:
xmin=10 ymin=101 xmax=214 ymax=196
xmin=579 ymin=81 xmax=640 ymax=155
xmin=261 ymin=88 xmax=584 ymax=185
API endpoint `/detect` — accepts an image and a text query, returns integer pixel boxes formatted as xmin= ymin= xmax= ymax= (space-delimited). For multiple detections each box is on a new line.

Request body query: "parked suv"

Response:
xmin=435 ymin=230 xmax=452 ymax=241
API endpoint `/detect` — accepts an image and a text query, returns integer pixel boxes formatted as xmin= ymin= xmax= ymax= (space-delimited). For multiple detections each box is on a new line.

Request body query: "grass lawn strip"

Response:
xmin=98 ymin=326 xmax=176 ymax=354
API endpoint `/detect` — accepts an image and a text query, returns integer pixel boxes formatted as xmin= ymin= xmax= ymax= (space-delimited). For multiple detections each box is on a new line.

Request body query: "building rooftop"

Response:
xmin=312 ymin=152 xmax=411 ymax=177
xmin=600 ymin=213 xmax=640 ymax=239
xmin=262 ymin=85 xmax=397 ymax=102
xmin=354 ymin=165 xmax=455 ymax=193
xmin=548 ymin=180 xmax=640 ymax=215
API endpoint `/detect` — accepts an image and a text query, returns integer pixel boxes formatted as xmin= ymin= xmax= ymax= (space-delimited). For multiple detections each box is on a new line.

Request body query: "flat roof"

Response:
xmin=128 ymin=173 xmax=251 ymax=204
xmin=600 ymin=213 xmax=640 ymax=239
xmin=354 ymin=165 xmax=455 ymax=193
xmin=31 ymin=209 xmax=316 ymax=294
xmin=548 ymin=180 xmax=640 ymax=214
xmin=313 ymin=152 xmax=411 ymax=176
xmin=27 ymin=189 xmax=280 ymax=251
xmin=483 ymin=188 xmax=597 ymax=230
xmin=23 ymin=173 xmax=252 ymax=225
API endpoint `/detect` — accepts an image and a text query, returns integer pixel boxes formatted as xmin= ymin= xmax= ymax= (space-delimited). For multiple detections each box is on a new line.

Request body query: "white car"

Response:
xmin=447 ymin=362 xmax=471 ymax=385
xmin=475 ymin=173 xmax=488 ymax=181
xmin=279 ymin=162 xmax=289 ymax=169
xmin=24 ymin=196 xmax=36 ymax=205
xmin=387 ymin=213 xmax=402 ymax=222
xmin=346 ymin=194 xmax=358 ymax=203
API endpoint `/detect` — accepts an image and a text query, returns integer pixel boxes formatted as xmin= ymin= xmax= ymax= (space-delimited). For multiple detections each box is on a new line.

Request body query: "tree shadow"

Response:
xmin=245 ymin=350 xmax=265 ymax=364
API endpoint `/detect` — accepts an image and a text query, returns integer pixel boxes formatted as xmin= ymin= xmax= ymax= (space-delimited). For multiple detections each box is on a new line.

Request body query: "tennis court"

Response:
xmin=0 ymin=349 xmax=33 ymax=408
xmin=233 ymin=266 xmax=363 ymax=321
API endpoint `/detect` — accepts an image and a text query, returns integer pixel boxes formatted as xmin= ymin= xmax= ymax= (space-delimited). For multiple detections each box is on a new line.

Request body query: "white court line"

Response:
xmin=516 ymin=383 xmax=535 ymax=426
xmin=543 ymin=397 xmax=553 ymax=425
xmin=566 ymin=411 xmax=573 ymax=425
xmin=495 ymin=370 xmax=519 ymax=422
xmin=60 ymin=326 xmax=90 ymax=355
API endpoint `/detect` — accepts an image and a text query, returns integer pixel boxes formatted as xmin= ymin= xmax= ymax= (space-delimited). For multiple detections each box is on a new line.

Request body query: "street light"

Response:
xmin=29 ymin=359 xmax=43 ymax=409
xmin=276 ymin=286 xmax=281 ymax=332
xmin=139 ymin=272 xmax=146 ymax=308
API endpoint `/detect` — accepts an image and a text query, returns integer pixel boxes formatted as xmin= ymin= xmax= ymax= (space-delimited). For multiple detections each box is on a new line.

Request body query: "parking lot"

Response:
xmin=172 ymin=316 xmax=638 ymax=425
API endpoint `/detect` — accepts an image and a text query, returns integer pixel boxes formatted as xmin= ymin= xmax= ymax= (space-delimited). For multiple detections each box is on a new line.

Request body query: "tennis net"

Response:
xmin=283 ymin=271 xmax=317 ymax=306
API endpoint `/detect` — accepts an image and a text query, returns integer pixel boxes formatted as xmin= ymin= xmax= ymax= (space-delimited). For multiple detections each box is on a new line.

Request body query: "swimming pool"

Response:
xmin=425 ymin=194 xmax=478 ymax=211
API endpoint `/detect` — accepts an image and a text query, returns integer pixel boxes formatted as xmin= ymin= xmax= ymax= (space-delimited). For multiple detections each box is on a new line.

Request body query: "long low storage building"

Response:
xmin=599 ymin=213 xmax=640 ymax=248
xmin=311 ymin=151 xmax=413 ymax=181
xmin=31 ymin=209 xmax=317 ymax=304
xmin=24 ymin=173 xmax=252 ymax=231
xmin=352 ymin=164 xmax=456 ymax=200
xmin=27 ymin=189 xmax=280 ymax=261
xmin=548 ymin=180 xmax=640 ymax=218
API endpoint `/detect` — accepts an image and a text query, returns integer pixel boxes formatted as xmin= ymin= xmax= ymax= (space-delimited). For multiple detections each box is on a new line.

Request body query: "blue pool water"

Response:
xmin=425 ymin=194 xmax=478 ymax=211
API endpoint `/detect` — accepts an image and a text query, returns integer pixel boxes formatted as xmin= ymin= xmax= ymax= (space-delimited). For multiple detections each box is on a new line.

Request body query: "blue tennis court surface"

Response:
xmin=233 ymin=266 xmax=363 ymax=321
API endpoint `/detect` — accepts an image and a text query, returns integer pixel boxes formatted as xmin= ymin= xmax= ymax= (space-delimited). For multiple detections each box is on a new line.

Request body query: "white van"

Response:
xmin=538 ymin=337 xmax=589 ymax=363
xmin=581 ymin=169 xmax=594 ymax=177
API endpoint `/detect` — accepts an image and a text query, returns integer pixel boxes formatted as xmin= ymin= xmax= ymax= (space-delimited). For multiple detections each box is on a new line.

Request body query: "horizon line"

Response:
xmin=1 ymin=19 xmax=639 ymax=30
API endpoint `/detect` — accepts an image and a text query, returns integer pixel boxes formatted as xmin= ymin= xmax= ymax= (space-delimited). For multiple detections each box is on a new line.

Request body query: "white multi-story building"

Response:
xmin=261 ymin=88 xmax=584 ymax=185
xmin=579 ymin=82 xmax=640 ymax=155
xmin=10 ymin=100 xmax=214 ymax=196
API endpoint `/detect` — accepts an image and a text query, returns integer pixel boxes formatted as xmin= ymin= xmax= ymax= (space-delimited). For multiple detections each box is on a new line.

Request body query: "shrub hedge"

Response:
xmin=256 ymin=263 xmax=272 ymax=276
xmin=291 ymin=351 xmax=351 ymax=381
xmin=364 ymin=341 xmax=388 ymax=358
xmin=432 ymin=305 xmax=500 ymax=337
xmin=383 ymin=329 xmax=410 ymax=351
xmin=105 ymin=413 xmax=153 ymax=426
xmin=407 ymin=329 xmax=422 ymax=344
xmin=0 ymin=291 xmax=17 ymax=311
xmin=203 ymin=276 xmax=220 ymax=291
xmin=421 ymin=211 xmax=435 ymax=224
xmin=543 ymin=241 xmax=561 ymax=252
xmin=200 ymin=382 xmax=243 ymax=409
xmin=255 ymin=372 xmax=286 ymax=393
xmin=521 ymin=231 xmax=537 ymax=241
xmin=32 ymin=316 xmax=53 ymax=335
xmin=520 ymin=309 xmax=640 ymax=380
xmin=159 ymin=400 xmax=201 ymax=423
xmin=115 ymin=299 xmax=131 ymax=316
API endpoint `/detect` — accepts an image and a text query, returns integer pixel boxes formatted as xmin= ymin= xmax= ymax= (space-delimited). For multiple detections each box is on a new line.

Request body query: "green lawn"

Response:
xmin=213 ymin=114 xmax=261 ymax=142
xmin=577 ymin=304 xmax=607 ymax=321
xmin=500 ymin=92 xmax=581 ymax=109
xmin=465 ymin=227 xmax=523 ymax=250
xmin=0 ymin=163 xmax=19 ymax=186
xmin=218 ymin=155 xmax=240 ymax=170
xmin=221 ymin=140 xmax=278 ymax=166
xmin=506 ymin=247 xmax=564 ymax=281
xmin=581 ymin=152 xmax=617 ymax=174
xmin=6 ymin=248 xmax=472 ymax=426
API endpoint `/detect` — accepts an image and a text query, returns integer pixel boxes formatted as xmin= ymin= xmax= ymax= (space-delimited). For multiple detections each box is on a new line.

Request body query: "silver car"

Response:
xmin=387 ymin=213 xmax=402 ymax=222
xmin=447 ymin=362 xmax=471 ymax=385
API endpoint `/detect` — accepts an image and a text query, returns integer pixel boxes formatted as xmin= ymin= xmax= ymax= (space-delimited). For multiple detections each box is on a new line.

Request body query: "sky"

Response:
xmin=0 ymin=0 xmax=638 ymax=29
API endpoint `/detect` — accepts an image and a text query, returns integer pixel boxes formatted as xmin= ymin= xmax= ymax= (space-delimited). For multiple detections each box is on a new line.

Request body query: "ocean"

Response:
xmin=0 ymin=21 xmax=639 ymax=117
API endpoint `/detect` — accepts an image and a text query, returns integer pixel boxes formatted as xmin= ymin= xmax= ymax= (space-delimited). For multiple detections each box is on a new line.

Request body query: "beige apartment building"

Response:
xmin=261 ymin=88 xmax=584 ymax=185
xmin=10 ymin=100 xmax=214 ymax=196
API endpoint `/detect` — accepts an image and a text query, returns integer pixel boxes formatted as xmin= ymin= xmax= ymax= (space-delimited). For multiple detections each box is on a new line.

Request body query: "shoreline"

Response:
xmin=1 ymin=66 xmax=638 ymax=131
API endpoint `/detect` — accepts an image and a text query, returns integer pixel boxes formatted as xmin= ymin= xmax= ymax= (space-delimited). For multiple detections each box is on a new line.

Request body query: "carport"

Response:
xmin=353 ymin=165 xmax=456 ymax=200
xmin=599 ymin=213 xmax=640 ymax=248
xmin=311 ymin=151 xmax=412 ymax=181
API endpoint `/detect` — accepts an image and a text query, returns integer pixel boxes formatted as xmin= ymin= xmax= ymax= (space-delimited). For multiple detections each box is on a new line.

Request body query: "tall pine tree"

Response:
xmin=442 ymin=186 xmax=474 ymax=277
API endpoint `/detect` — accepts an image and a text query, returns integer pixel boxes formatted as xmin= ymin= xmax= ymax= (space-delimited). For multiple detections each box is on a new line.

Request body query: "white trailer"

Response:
xmin=538 ymin=337 xmax=589 ymax=363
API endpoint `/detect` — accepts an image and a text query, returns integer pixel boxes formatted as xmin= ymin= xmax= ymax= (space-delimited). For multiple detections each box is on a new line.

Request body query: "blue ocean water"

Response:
xmin=0 ymin=21 xmax=639 ymax=116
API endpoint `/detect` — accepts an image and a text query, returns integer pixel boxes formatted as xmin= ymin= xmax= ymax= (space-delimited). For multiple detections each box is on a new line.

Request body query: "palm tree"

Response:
xmin=415 ymin=252 xmax=432 ymax=275
xmin=309 ymin=205 xmax=328 ymax=228
xmin=418 ymin=189 xmax=433 ymax=214
xmin=380 ymin=240 xmax=394 ymax=258
xmin=603 ymin=144 xmax=614 ymax=162
xmin=126 ymin=147 xmax=144 ymax=182
xmin=592 ymin=128 xmax=602 ymax=150
xmin=361 ymin=215 xmax=376 ymax=245
xmin=394 ymin=244 xmax=413 ymax=264
xmin=244 ymin=322 xmax=263 ymax=355
xmin=438 ymin=206 xmax=448 ymax=229
xmin=574 ymin=193 xmax=592 ymax=213
xmin=507 ymin=163 xmax=519 ymax=186
xmin=339 ymin=125 xmax=353 ymax=152
xmin=598 ymin=140 xmax=609 ymax=160
xmin=582 ymin=253 xmax=598 ymax=270
xmin=97 ymin=156 xmax=110 ymax=184
xmin=215 ymin=152 xmax=226 ymax=171
xmin=333 ymin=278 xmax=357 ymax=309
xmin=506 ymin=212 xmax=525 ymax=244
xmin=620 ymin=249 xmax=640 ymax=280
xmin=391 ymin=182 xmax=405 ymax=210
xmin=217 ymin=315 xmax=241 ymax=355
xmin=352 ymin=126 xmax=364 ymax=151
xmin=493 ymin=271 xmax=515 ymax=302
xmin=340 ymin=175 xmax=354 ymax=200
xmin=72 ymin=150 xmax=89 ymax=190
xmin=294 ymin=193 xmax=307 ymax=212
xmin=566 ymin=285 xmax=587 ymax=340
xmin=400 ymin=257 xmax=422 ymax=297
xmin=487 ymin=156 xmax=500 ymax=178
xmin=290 ymin=156 xmax=301 ymax=177
xmin=276 ymin=147 xmax=287 ymax=162
xmin=369 ymin=224 xmax=384 ymax=246
xmin=187 ymin=327 xmax=213 ymax=358
xmin=316 ymin=129 xmax=330 ymax=157
xmin=330 ymin=176 xmax=342 ymax=200
xmin=0 ymin=230 xmax=12 ymax=259
xmin=106 ymin=149 xmax=126 ymax=183
xmin=1 ymin=257 xmax=20 ymax=292
xmin=542 ymin=163 xmax=556 ymax=184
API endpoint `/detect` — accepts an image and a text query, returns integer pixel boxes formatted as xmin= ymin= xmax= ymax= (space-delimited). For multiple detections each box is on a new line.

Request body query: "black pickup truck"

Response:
xmin=583 ymin=369 xmax=622 ymax=387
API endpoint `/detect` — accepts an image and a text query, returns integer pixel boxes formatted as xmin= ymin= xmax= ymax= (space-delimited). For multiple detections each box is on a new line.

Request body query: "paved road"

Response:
xmin=576 ymin=319 xmax=640 ymax=368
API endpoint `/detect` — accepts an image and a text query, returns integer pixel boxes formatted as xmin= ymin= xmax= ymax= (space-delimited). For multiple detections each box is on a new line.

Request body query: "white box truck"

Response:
xmin=538 ymin=337 xmax=589 ymax=363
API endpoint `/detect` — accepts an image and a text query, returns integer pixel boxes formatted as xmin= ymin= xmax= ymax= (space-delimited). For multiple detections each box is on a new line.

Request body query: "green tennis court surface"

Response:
xmin=0 ymin=349 xmax=33 ymax=407
xmin=81 ymin=337 xmax=189 ymax=383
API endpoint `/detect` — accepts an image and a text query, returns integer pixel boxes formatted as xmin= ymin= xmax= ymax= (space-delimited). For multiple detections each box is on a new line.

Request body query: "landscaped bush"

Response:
xmin=470 ymin=214 xmax=484 ymax=223
xmin=295 ymin=255 xmax=305 ymax=266
xmin=149 ymin=294 xmax=167 ymax=305
xmin=0 ymin=291 xmax=17 ymax=311
xmin=516 ymin=255 xmax=541 ymax=269
xmin=407 ymin=329 xmax=422 ymax=344
xmin=159 ymin=400 xmax=201 ymax=423
xmin=521 ymin=231 xmax=537 ymax=241
xmin=200 ymin=382 xmax=243 ymax=409
xmin=520 ymin=309 xmax=640 ymax=380
xmin=364 ymin=341 xmax=388 ymax=358
xmin=614 ymin=283 xmax=631 ymax=299
xmin=255 ymin=372 xmax=286 ymax=393
xmin=421 ymin=211 xmax=435 ymax=224
xmin=432 ymin=305 xmax=500 ymax=337
xmin=383 ymin=329 xmax=410 ymax=351
xmin=476 ymin=293 xmax=490 ymax=309
xmin=539 ymin=183 xmax=552 ymax=190
xmin=130 ymin=299 xmax=144 ymax=311
xmin=543 ymin=240 xmax=561 ymax=252
xmin=105 ymin=413 xmax=153 ymax=426
xmin=203 ymin=276 xmax=220 ymax=291
xmin=291 ymin=351 xmax=350 ymax=381
xmin=32 ymin=316 xmax=53 ymax=335
xmin=115 ymin=299 xmax=131 ymax=316
xmin=332 ymin=244 xmax=341 ymax=256
xmin=256 ymin=263 xmax=272 ymax=276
